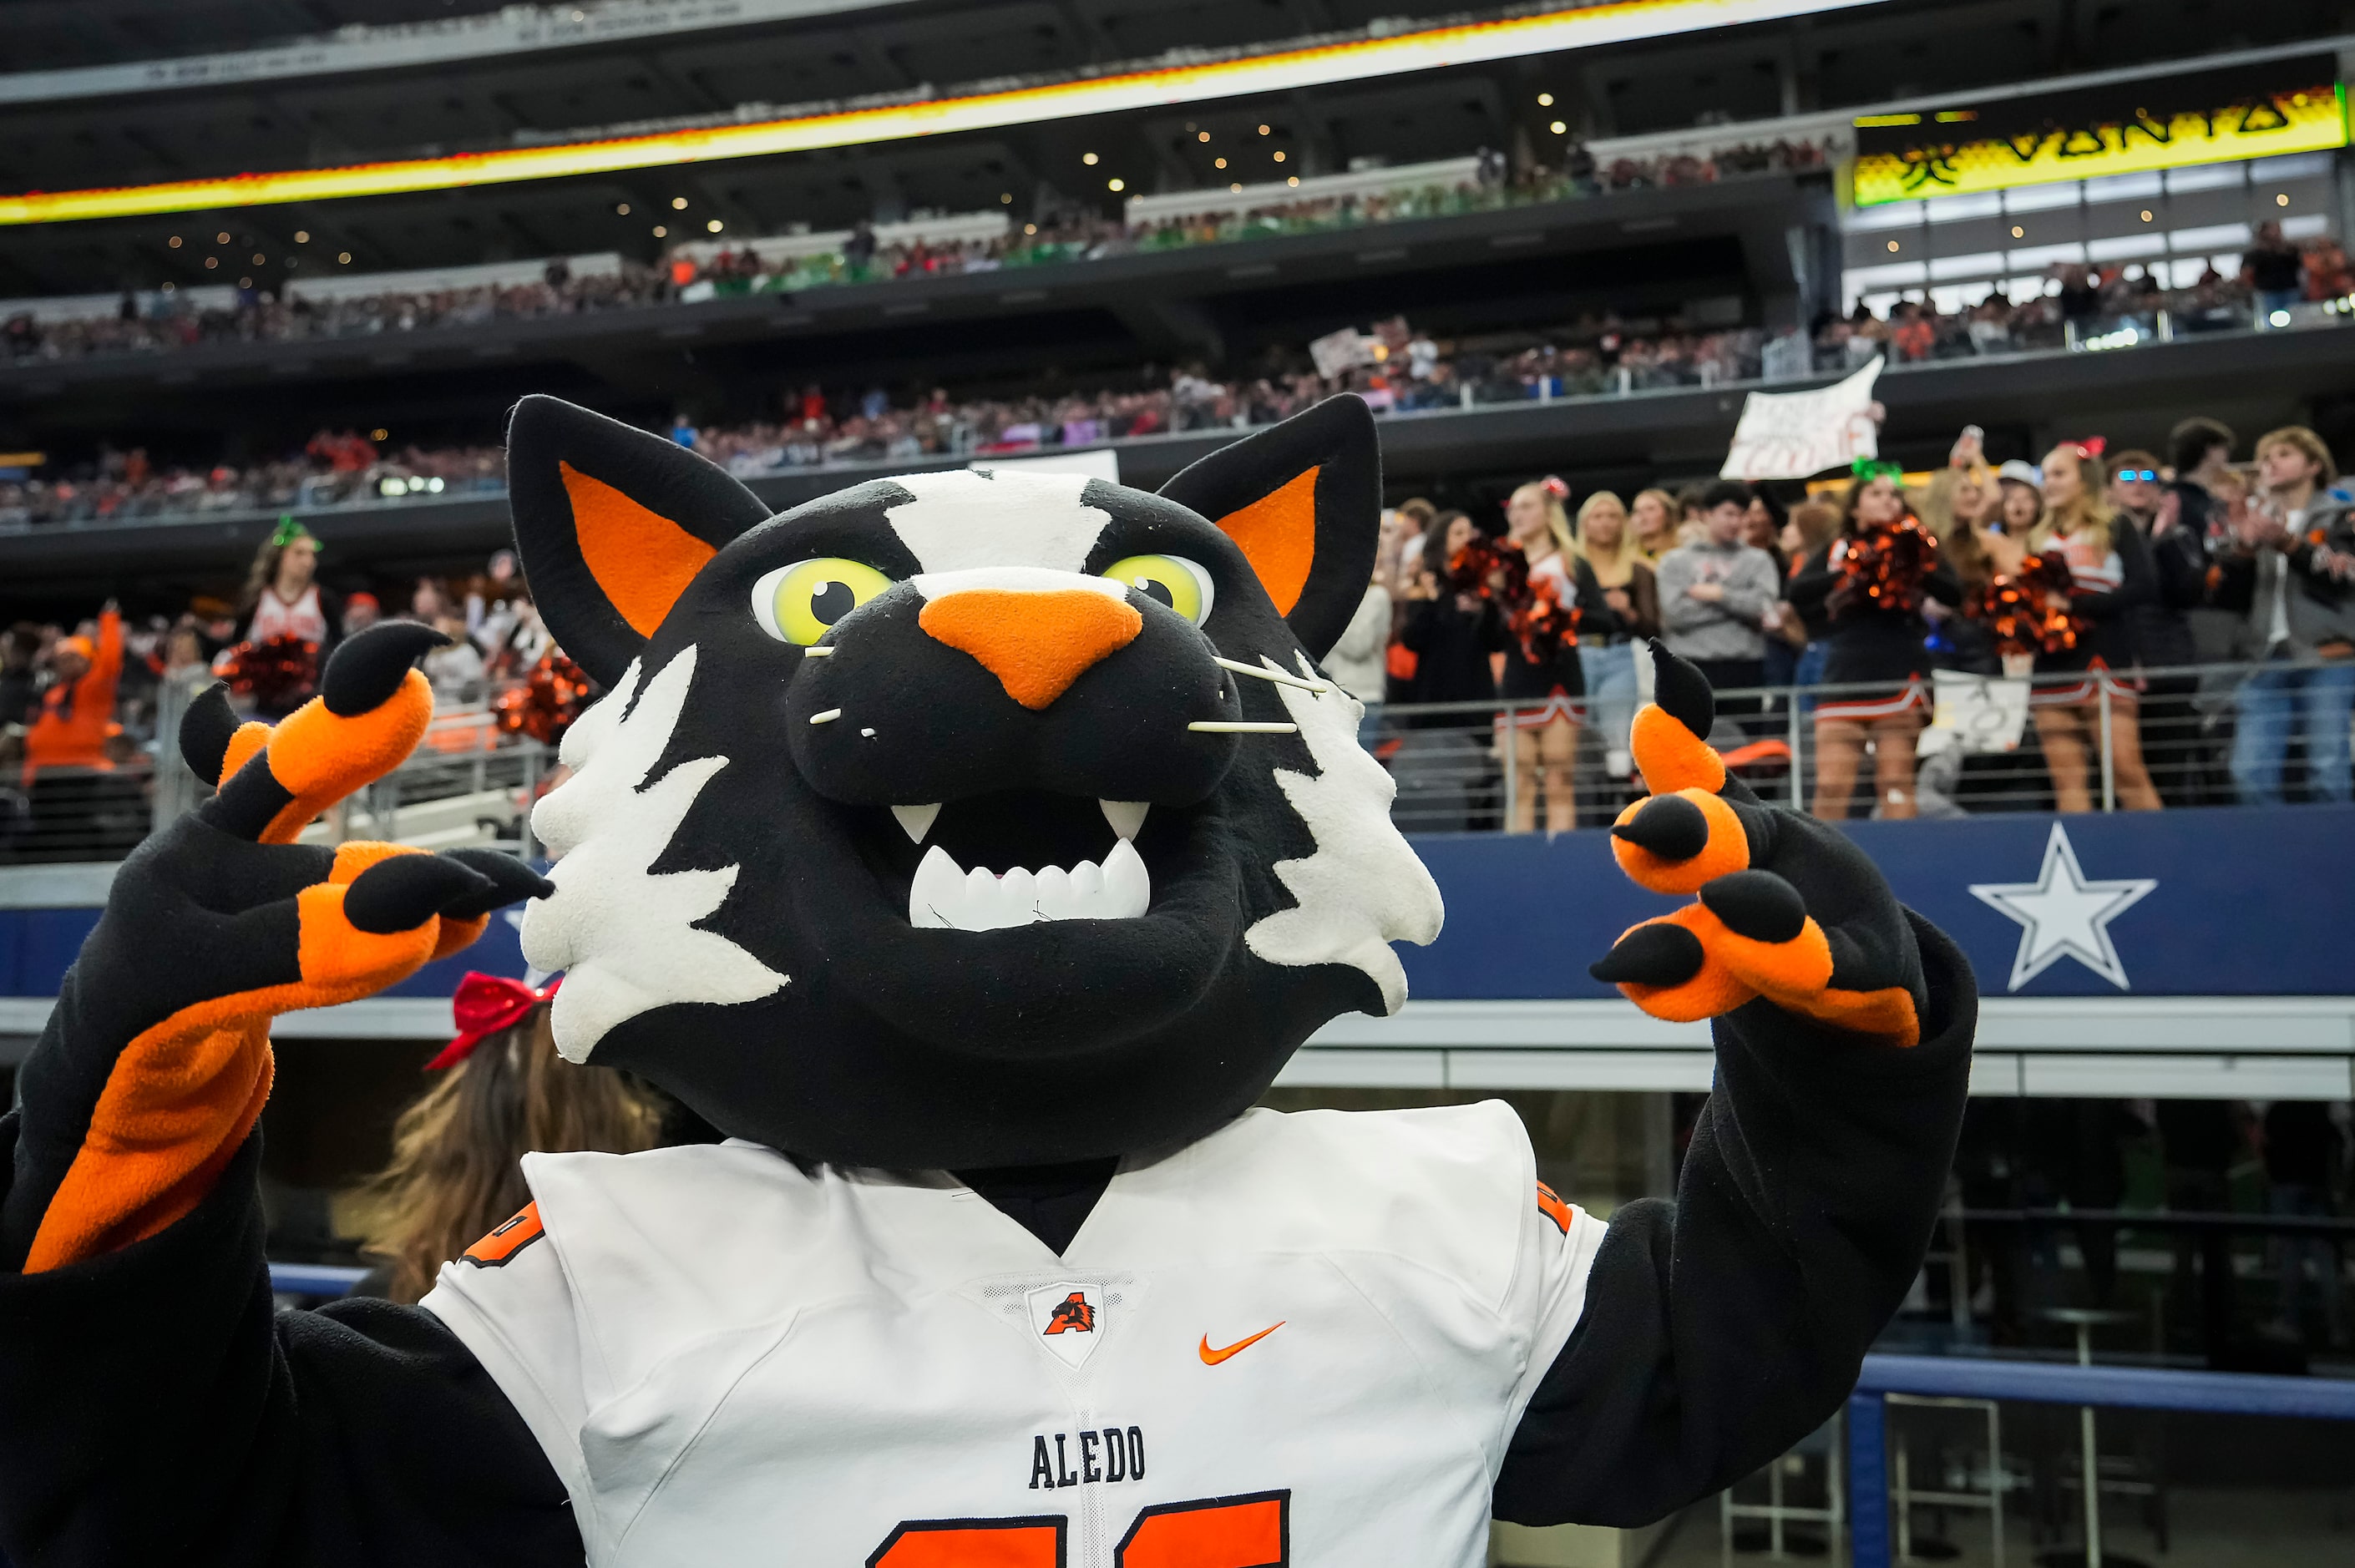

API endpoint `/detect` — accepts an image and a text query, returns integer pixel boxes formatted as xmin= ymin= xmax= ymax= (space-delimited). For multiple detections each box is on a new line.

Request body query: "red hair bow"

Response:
xmin=427 ymin=970 xmax=561 ymax=1071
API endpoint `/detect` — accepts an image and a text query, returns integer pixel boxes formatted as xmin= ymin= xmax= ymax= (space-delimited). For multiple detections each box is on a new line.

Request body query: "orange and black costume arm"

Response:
xmin=1497 ymin=647 xmax=1974 ymax=1527
xmin=0 ymin=624 xmax=581 ymax=1566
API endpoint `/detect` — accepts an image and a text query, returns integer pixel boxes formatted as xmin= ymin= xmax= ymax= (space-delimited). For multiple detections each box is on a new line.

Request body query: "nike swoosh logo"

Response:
xmin=1198 ymin=1322 xmax=1285 ymax=1365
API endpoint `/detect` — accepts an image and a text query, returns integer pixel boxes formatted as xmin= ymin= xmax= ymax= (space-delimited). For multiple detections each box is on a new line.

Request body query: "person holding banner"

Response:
xmin=2029 ymin=443 xmax=2163 ymax=812
xmin=1786 ymin=465 xmax=1960 ymax=821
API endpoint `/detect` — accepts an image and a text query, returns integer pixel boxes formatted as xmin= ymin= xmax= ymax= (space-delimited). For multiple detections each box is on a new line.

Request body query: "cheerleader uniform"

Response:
xmin=2031 ymin=522 xmax=2155 ymax=706
xmin=1498 ymin=554 xmax=1621 ymax=729
xmin=1786 ymin=538 xmax=1961 ymax=721
xmin=225 ymin=583 xmax=342 ymax=720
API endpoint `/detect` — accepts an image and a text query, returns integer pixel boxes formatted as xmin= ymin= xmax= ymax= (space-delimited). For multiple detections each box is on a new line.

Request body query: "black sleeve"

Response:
xmin=1922 ymin=559 xmax=1963 ymax=609
xmin=0 ymin=1120 xmax=583 ymax=1567
xmin=1396 ymin=597 xmax=1436 ymax=652
xmin=1573 ymin=559 xmax=1624 ymax=640
xmin=1785 ymin=544 xmax=1834 ymax=620
xmin=2150 ymin=526 xmax=2211 ymax=611
xmin=2072 ymin=521 xmax=2155 ymax=622
xmin=1492 ymin=916 xmax=1974 ymax=1528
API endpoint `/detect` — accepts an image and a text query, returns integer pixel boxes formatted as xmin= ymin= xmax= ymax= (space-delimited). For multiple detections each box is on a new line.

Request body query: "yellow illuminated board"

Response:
xmin=0 ymin=1 xmax=1873 ymax=226
xmin=1853 ymin=83 xmax=2347 ymax=205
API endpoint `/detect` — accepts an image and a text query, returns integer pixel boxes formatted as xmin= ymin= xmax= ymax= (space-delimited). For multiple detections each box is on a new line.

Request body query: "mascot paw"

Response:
xmin=1591 ymin=645 xmax=1924 ymax=1047
xmin=18 ymin=625 xmax=555 ymax=1272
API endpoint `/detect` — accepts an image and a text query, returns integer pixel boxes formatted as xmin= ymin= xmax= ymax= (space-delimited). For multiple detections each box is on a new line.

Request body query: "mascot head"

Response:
xmin=507 ymin=392 xmax=1441 ymax=1168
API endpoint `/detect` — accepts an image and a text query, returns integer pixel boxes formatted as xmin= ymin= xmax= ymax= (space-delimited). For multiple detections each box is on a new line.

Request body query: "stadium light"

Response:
xmin=0 ymin=1 xmax=1875 ymax=226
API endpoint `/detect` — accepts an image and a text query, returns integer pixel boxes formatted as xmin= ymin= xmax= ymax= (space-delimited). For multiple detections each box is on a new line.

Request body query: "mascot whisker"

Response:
xmin=0 ymin=392 xmax=1973 ymax=1568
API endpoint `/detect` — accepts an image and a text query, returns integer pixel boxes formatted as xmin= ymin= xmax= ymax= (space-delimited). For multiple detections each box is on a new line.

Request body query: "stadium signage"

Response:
xmin=1851 ymin=56 xmax=2348 ymax=205
xmin=0 ymin=1 xmax=1881 ymax=225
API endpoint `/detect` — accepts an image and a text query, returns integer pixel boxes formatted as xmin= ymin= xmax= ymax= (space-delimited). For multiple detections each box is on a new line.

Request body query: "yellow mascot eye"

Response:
xmin=1101 ymin=554 xmax=1215 ymax=626
xmin=751 ymin=557 xmax=894 ymax=645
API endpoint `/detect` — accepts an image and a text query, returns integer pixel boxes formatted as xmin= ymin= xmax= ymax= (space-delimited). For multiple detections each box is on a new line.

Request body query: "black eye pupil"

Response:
xmin=811 ymin=579 xmax=856 ymax=625
xmin=1140 ymin=579 xmax=1176 ymax=610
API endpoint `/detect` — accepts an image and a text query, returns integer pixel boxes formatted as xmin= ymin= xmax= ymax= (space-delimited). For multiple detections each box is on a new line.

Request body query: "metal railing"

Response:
xmin=0 ymin=656 xmax=2342 ymax=866
xmin=0 ymin=676 xmax=554 ymax=867
xmin=1373 ymin=659 xmax=2307 ymax=834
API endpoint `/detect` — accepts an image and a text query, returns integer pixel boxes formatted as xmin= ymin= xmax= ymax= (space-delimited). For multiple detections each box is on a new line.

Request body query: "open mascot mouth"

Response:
xmin=869 ymin=791 xmax=1158 ymax=931
xmin=503 ymin=392 xmax=1441 ymax=1167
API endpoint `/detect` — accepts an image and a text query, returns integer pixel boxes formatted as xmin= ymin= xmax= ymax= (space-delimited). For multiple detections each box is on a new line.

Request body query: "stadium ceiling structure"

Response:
xmin=0 ymin=0 xmax=2345 ymax=294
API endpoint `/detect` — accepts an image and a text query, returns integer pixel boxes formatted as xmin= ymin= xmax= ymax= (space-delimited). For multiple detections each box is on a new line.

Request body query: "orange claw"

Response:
xmin=1630 ymin=702 xmax=1725 ymax=797
xmin=256 ymin=668 xmax=437 ymax=842
xmin=1608 ymin=907 xmax=1758 ymax=1023
xmin=1610 ymin=787 xmax=1750 ymax=896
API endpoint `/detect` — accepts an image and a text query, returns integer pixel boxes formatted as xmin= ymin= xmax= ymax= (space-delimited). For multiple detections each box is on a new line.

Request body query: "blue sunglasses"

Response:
xmin=2114 ymin=468 xmax=2156 ymax=483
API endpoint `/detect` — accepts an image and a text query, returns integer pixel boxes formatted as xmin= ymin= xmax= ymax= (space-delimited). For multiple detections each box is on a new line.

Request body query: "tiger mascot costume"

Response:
xmin=0 ymin=394 xmax=1973 ymax=1565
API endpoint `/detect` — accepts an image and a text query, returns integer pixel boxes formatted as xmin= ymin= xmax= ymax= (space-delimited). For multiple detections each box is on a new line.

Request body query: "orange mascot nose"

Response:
xmin=919 ymin=589 xmax=1145 ymax=711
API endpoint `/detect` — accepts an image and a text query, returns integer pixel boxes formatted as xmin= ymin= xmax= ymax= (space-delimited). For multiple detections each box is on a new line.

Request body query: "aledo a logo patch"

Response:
xmin=1026 ymin=1282 xmax=1107 ymax=1368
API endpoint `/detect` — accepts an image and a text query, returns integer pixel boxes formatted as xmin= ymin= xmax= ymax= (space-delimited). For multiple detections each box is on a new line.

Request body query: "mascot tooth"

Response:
xmin=0 ymin=392 xmax=1974 ymax=1568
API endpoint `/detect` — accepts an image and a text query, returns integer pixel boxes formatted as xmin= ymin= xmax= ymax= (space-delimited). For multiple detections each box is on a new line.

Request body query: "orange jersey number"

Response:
xmin=870 ymin=1492 xmax=1289 ymax=1568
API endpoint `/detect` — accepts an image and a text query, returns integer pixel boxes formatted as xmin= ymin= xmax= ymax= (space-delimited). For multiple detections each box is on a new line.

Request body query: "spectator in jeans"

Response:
xmin=2243 ymin=220 xmax=2306 ymax=323
xmin=1657 ymin=479 xmax=1780 ymax=726
xmin=1572 ymin=490 xmax=1659 ymax=780
xmin=2111 ymin=449 xmax=2208 ymax=804
xmin=2216 ymin=424 xmax=2355 ymax=802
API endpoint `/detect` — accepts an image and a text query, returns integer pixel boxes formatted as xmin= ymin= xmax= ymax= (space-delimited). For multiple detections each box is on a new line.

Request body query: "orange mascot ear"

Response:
xmin=506 ymin=396 xmax=775 ymax=685
xmin=1157 ymin=395 xmax=1380 ymax=660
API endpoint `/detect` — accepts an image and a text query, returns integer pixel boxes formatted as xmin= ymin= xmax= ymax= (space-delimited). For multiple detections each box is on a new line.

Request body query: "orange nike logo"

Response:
xmin=1198 ymin=1322 xmax=1284 ymax=1365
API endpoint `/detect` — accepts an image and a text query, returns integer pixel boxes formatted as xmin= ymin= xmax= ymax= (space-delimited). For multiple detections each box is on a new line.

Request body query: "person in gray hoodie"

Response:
xmin=2215 ymin=425 xmax=2355 ymax=802
xmin=1656 ymin=479 xmax=1783 ymax=725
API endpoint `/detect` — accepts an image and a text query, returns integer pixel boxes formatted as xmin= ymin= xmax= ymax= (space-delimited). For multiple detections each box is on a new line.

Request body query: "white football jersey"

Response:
xmin=423 ymin=1102 xmax=1606 ymax=1568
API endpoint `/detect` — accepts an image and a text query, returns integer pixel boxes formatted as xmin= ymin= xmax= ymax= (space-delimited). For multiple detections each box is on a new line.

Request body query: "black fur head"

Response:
xmin=507 ymin=393 xmax=1441 ymax=1168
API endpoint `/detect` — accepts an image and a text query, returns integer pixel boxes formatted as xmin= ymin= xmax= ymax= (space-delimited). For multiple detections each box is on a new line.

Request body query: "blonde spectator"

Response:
xmin=1573 ymin=490 xmax=1659 ymax=778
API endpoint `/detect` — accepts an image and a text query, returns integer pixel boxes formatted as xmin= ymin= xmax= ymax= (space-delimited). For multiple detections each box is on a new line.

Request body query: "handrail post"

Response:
xmin=150 ymin=678 xmax=192 ymax=836
xmin=2099 ymin=680 xmax=2115 ymax=812
xmin=1788 ymin=683 xmax=1805 ymax=810
xmin=520 ymin=742 xmax=540 ymax=862
xmin=1499 ymin=705 xmax=1517 ymax=832
xmin=1846 ymin=1390 xmax=1889 ymax=1568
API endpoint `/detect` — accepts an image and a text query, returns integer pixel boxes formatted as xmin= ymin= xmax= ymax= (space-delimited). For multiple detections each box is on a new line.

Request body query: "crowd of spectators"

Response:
xmin=12 ymin=220 xmax=2347 ymax=536
xmin=0 ymin=312 xmax=1771 ymax=529
xmin=1365 ymin=409 xmax=2355 ymax=830
xmin=1846 ymin=224 xmax=2355 ymax=368
xmin=0 ymin=529 xmax=559 ymax=859
xmin=0 ymin=136 xmax=1836 ymax=369
xmin=8 ymin=402 xmax=2355 ymax=857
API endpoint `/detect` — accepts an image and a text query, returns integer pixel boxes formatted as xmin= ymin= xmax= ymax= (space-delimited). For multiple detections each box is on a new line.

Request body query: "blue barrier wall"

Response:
xmin=6 ymin=806 xmax=2352 ymax=1004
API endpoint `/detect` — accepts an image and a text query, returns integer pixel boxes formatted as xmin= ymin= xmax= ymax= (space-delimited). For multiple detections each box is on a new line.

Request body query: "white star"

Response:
xmin=1969 ymin=822 xmax=2156 ymax=991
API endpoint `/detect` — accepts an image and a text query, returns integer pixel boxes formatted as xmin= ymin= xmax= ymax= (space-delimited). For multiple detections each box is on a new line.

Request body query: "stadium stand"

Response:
xmin=3 ymin=4 xmax=2354 ymax=1564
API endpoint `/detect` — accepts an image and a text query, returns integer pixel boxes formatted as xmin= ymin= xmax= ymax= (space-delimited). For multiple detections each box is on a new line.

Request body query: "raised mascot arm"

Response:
xmin=0 ymin=622 xmax=578 ymax=1565
xmin=1496 ymin=645 xmax=1975 ymax=1526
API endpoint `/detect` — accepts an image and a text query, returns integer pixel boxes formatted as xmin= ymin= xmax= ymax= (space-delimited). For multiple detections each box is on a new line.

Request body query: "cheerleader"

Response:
xmin=2028 ymin=443 xmax=2161 ymax=812
xmin=222 ymin=518 xmax=341 ymax=719
xmin=1497 ymin=479 xmax=1621 ymax=833
xmin=1787 ymin=465 xmax=1960 ymax=821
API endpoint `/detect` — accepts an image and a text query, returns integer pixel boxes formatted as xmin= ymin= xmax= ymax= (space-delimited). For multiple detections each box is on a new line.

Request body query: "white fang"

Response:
xmin=1244 ymin=654 xmax=1443 ymax=1013
xmin=891 ymin=802 xmax=942 ymax=843
xmin=523 ymin=647 xmax=788 ymax=1061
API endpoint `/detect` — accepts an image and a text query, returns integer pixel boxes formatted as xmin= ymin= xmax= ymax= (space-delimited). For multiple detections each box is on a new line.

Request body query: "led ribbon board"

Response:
xmin=0 ymin=1 xmax=1878 ymax=226
xmin=1852 ymin=56 xmax=2349 ymax=206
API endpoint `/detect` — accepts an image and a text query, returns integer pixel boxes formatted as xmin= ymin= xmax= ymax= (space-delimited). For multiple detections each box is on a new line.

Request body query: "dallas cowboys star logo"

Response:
xmin=1969 ymin=822 xmax=2156 ymax=991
